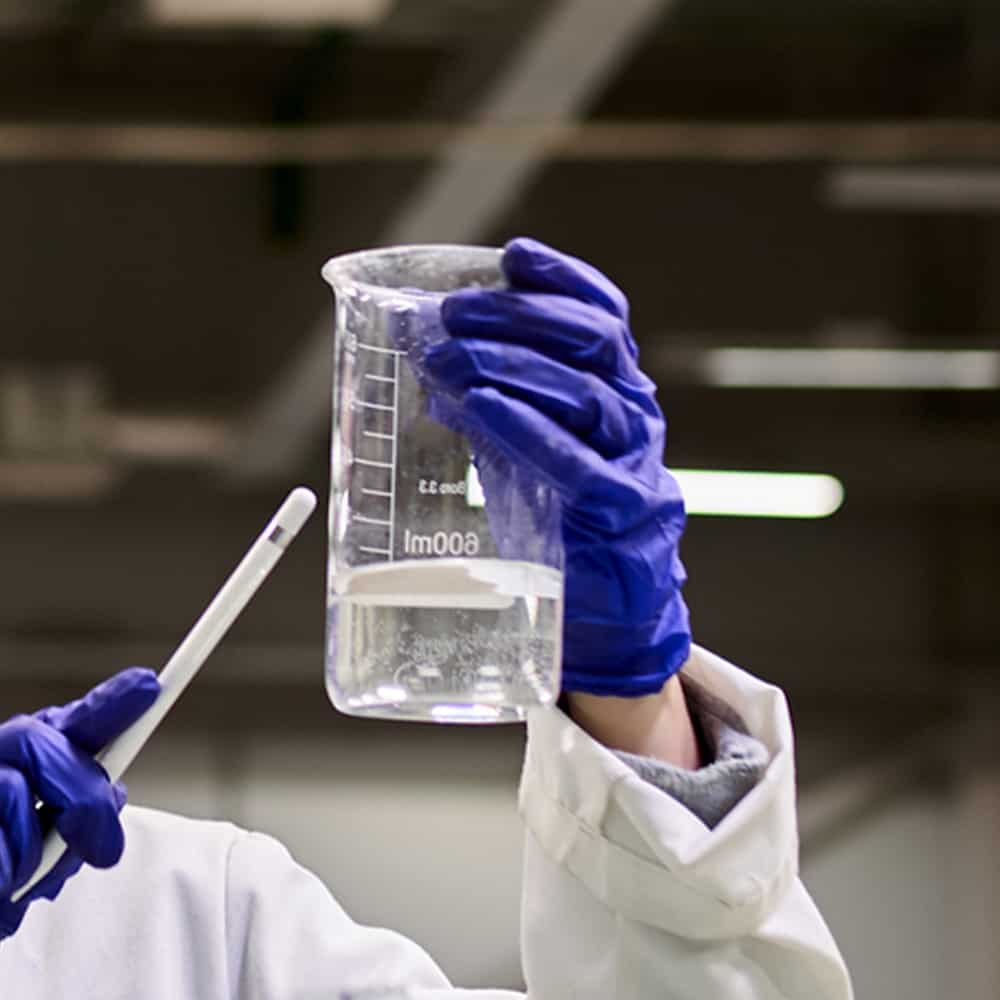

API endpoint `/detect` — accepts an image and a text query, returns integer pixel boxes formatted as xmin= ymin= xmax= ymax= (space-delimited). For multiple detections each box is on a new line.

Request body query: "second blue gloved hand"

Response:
xmin=426 ymin=237 xmax=691 ymax=697
xmin=0 ymin=667 xmax=160 ymax=939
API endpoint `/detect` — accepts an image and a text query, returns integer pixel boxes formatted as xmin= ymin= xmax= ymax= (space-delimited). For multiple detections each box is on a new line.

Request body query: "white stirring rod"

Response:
xmin=12 ymin=486 xmax=317 ymax=903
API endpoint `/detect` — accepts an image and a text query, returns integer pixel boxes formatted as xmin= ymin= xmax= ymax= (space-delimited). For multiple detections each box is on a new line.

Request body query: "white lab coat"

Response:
xmin=0 ymin=646 xmax=853 ymax=998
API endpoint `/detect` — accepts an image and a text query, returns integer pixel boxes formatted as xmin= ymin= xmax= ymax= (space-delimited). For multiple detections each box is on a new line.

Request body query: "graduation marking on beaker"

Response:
xmin=353 ymin=339 xmax=403 ymax=560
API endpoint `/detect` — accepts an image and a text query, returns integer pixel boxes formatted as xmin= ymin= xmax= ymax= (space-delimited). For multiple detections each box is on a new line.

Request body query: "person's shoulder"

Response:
xmin=22 ymin=808 xmax=272 ymax=949
xmin=118 ymin=805 xmax=255 ymax=875
xmin=120 ymin=805 xmax=297 ymax=882
xmin=122 ymin=803 xmax=245 ymax=842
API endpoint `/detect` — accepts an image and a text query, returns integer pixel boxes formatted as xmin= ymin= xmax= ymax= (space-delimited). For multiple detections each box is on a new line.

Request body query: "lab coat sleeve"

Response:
xmin=224 ymin=826 xmax=525 ymax=1000
xmin=516 ymin=644 xmax=854 ymax=999
xmin=224 ymin=827 xmax=461 ymax=999
xmin=222 ymin=645 xmax=849 ymax=1000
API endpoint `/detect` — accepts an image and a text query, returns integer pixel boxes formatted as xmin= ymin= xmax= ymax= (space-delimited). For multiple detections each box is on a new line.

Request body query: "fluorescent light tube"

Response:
xmin=829 ymin=168 xmax=1000 ymax=211
xmin=674 ymin=469 xmax=844 ymax=519
xmin=0 ymin=460 xmax=118 ymax=500
xmin=701 ymin=348 xmax=1000 ymax=390
xmin=147 ymin=0 xmax=392 ymax=28
xmin=469 ymin=463 xmax=843 ymax=519
xmin=107 ymin=414 xmax=232 ymax=462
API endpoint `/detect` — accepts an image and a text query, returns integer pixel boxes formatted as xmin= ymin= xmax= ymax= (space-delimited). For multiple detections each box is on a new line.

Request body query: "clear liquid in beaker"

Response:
xmin=326 ymin=558 xmax=563 ymax=723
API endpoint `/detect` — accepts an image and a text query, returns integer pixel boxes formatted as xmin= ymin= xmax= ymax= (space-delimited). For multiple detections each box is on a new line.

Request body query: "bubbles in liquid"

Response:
xmin=326 ymin=559 xmax=563 ymax=723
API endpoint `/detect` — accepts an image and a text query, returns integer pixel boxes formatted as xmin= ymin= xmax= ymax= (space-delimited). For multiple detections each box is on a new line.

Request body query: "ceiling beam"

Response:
xmin=5 ymin=119 xmax=1000 ymax=165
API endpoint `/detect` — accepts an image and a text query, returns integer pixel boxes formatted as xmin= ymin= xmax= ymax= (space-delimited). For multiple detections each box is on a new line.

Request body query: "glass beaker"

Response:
xmin=322 ymin=245 xmax=564 ymax=723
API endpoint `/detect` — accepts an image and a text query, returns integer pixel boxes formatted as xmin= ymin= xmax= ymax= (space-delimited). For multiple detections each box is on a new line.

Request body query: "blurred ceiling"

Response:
xmin=0 ymin=0 xmax=996 ymax=764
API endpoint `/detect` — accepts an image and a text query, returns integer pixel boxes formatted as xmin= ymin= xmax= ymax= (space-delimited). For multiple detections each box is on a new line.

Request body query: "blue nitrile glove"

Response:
xmin=0 ymin=667 xmax=160 ymax=939
xmin=425 ymin=237 xmax=691 ymax=697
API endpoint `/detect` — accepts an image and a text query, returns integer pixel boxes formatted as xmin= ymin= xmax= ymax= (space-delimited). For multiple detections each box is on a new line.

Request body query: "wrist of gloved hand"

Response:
xmin=560 ymin=491 xmax=691 ymax=697
xmin=561 ymin=592 xmax=691 ymax=697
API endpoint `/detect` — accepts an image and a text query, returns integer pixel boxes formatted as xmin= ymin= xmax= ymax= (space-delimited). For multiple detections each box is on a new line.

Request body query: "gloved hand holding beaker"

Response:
xmin=0 ymin=667 xmax=160 ymax=938
xmin=427 ymin=238 xmax=691 ymax=697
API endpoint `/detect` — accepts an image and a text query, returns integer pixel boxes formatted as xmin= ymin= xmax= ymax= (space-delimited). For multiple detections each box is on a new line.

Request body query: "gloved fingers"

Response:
xmin=441 ymin=289 xmax=635 ymax=381
xmin=461 ymin=387 xmax=603 ymax=502
xmin=0 ymin=718 xmax=125 ymax=869
xmin=0 ymin=765 xmax=41 ymax=894
xmin=463 ymin=388 xmax=670 ymax=536
xmin=502 ymin=237 xmax=632 ymax=328
xmin=34 ymin=667 xmax=160 ymax=755
xmin=423 ymin=338 xmax=637 ymax=456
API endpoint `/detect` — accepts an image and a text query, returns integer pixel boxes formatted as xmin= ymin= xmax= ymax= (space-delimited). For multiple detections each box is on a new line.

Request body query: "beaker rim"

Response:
xmin=321 ymin=244 xmax=503 ymax=296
